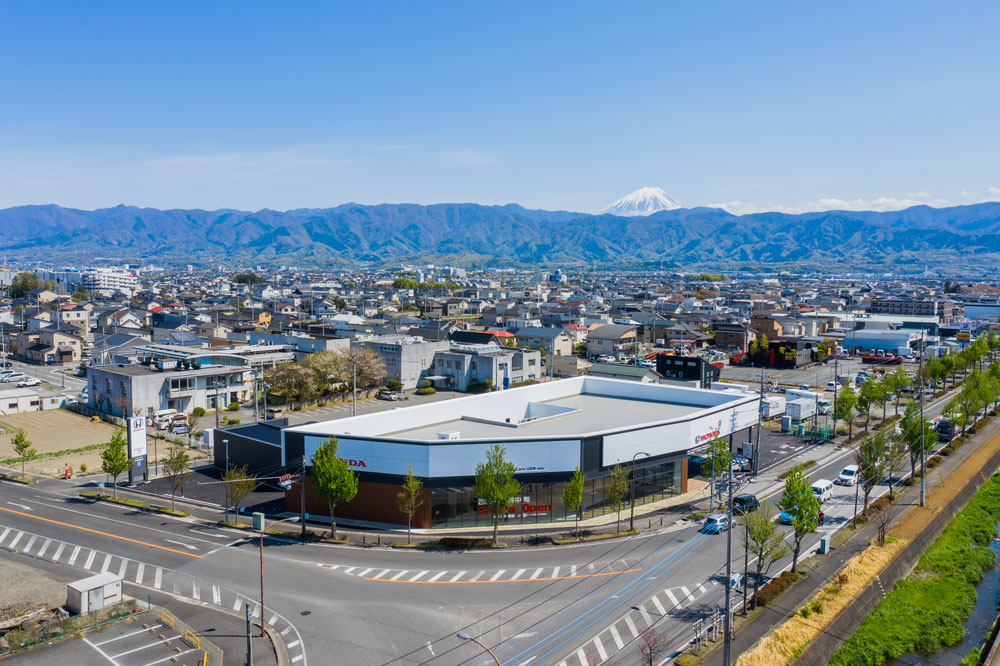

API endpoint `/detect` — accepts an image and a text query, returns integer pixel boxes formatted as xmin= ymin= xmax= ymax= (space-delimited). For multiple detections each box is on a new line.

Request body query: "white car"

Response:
xmin=3 ymin=372 xmax=26 ymax=383
xmin=837 ymin=465 xmax=860 ymax=486
xmin=17 ymin=378 xmax=41 ymax=387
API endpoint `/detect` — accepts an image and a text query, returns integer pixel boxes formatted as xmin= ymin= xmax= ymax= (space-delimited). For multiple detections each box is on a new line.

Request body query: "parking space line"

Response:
xmin=82 ymin=636 xmax=123 ymax=665
xmin=144 ymin=649 xmax=199 ymax=666
xmin=110 ymin=636 xmax=174 ymax=658
xmin=94 ymin=626 xmax=154 ymax=646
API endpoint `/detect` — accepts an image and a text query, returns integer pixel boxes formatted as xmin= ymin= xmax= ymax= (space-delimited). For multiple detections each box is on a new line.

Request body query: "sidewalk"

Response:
xmin=699 ymin=403 xmax=1000 ymax=666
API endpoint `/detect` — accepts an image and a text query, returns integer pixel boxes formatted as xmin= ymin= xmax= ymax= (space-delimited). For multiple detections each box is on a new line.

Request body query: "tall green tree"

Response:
xmin=605 ymin=464 xmax=630 ymax=534
xmin=900 ymin=402 xmax=936 ymax=482
xmin=885 ymin=367 xmax=912 ymax=415
xmin=857 ymin=376 xmax=881 ymax=431
xmin=100 ymin=427 xmax=130 ymax=499
xmin=855 ymin=431 xmax=888 ymax=518
xmin=310 ymin=437 xmax=358 ymax=539
xmin=473 ymin=444 xmax=521 ymax=545
xmin=162 ymin=445 xmax=191 ymax=511
xmin=777 ymin=467 xmax=820 ymax=573
xmin=740 ymin=506 xmax=788 ymax=609
xmin=395 ymin=463 xmax=424 ymax=544
xmin=834 ymin=384 xmax=858 ymax=439
xmin=9 ymin=272 xmax=41 ymax=298
xmin=10 ymin=429 xmax=36 ymax=479
xmin=562 ymin=467 xmax=585 ymax=538
xmin=222 ymin=465 xmax=260 ymax=524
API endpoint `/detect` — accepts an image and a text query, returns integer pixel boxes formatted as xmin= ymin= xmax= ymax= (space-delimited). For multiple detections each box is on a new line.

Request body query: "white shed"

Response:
xmin=66 ymin=572 xmax=122 ymax=615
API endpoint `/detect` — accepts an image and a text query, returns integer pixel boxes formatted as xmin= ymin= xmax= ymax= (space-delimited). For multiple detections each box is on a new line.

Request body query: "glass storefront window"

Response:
xmin=428 ymin=460 xmax=681 ymax=528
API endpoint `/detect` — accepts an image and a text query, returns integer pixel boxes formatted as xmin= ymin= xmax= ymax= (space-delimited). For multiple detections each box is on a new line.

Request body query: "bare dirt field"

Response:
xmin=0 ymin=410 xmax=208 ymax=478
xmin=0 ymin=560 xmax=66 ymax=621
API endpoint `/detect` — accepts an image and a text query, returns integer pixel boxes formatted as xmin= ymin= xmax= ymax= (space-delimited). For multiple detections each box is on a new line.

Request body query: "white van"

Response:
xmin=811 ymin=479 xmax=834 ymax=503
xmin=265 ymin=407 xmax=285 ymax=419
xmin=152 ymin=409 xmax=179 ymax=429
xmin=836 ymin=465 xmax=859 ymax=486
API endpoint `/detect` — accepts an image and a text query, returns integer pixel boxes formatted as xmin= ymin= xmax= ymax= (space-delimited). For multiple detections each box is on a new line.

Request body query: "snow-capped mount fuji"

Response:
xmin=600 ymin=187 xmax=682 ymax=216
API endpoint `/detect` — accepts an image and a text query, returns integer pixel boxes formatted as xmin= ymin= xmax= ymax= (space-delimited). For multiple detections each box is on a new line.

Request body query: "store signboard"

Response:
xmin=127 ymin=417 xmax=147 ymax=459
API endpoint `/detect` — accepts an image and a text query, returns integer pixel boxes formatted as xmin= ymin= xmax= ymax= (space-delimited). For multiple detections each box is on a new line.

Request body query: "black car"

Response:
xmin=732 ymin=493 xmax=760 ymax=514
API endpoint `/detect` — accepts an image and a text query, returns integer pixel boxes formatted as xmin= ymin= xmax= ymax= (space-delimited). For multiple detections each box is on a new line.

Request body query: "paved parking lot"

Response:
xmin=7 ymin=614 xmax=206 ymax=666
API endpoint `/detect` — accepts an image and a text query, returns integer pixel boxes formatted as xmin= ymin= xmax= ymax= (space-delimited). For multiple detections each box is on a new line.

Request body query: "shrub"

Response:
xmin=810 ymin=599 xmax=823 ymax=614
xmin=799 ymin=606 xmax=812 ymax=618
xmin=292 ymin=405 xmax=302 ymax=411
xmin=778 ymin=460 xmax=817 ymax=480
xmin=79 ymin=463 xmax=88 ymax=474
xmin=228 ymin=402 xmax=240 ymax=411
xmin=755 ymin=571 xmax=802 ymax=607
xmin=194 ymin=431 xmax=204 ymax=439
xmin=317 ymin=401 xmax=328 ymax=407
xmin=927 ymin=455 xmax=943 ymax=468
xmin=228 ymin=418 xmax=241 ymax=425
xmin=192 ymin=407 xmax=206 ymax=417
xmin=416 ymin=387 xmax=436 ymax=395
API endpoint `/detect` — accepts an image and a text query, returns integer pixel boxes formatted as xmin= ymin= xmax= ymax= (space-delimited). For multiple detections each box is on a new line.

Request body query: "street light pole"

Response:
xmin=629 ymin=451 xmax=650 ymax=532
xmin=352 ymin=353 xmax=357 ymax=417
xmin=223 ymin=439 xmax=230 ymax=523
xmin=456 ymin=632 xmax=500 ymax=666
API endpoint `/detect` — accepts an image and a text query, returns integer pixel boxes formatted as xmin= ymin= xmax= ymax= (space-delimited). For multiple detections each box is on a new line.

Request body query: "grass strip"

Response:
xmin=0 ymin=442 xmax=105 ymax=466
xmin=827 ymin=473 xmax=1000 ymax=666
xmin=777 ymin=459 xmax=817 ymax=480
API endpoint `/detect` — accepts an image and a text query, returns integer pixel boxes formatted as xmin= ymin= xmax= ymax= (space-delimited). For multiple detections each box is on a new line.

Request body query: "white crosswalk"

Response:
xmin=556 ymin=580 xmax=717 ymax=666
xmin=0 ymin=523 xmax=309 ymax=666
xmin=330 ymin=561 xmax=637 ymax=584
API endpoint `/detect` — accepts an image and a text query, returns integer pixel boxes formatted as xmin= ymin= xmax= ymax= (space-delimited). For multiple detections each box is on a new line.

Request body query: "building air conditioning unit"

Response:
xmin=436 ymin=430 xmax=460 ymax=440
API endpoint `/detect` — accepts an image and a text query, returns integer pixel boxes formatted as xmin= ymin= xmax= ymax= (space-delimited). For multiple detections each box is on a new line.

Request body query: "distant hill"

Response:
xmin=3 ymin=201 xmax=1000 ymax=269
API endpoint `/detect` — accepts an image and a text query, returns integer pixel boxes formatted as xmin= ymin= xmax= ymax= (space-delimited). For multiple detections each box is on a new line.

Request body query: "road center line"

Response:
xmin=0 ymin=507 xmax=202 ymax=559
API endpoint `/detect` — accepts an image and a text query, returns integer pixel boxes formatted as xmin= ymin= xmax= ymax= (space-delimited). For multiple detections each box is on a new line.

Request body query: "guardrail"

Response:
xmin=158 ymin=610 xmax=174 ymax=630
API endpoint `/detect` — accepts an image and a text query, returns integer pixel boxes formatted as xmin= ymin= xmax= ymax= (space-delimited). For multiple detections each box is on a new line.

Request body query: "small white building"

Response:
xmin=66 ymin=572 xmax=122 ymax=615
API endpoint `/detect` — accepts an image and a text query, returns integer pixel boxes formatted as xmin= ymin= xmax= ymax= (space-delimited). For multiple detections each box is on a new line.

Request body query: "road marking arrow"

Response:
xmin=6 ymin=502 xmax=31 ymax=511
xmin=164 ymin=539 xmax=199 ymax=551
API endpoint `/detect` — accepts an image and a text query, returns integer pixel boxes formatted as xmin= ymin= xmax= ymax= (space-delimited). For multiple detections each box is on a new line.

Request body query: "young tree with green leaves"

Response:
xmin=473 ymin=444 xmax=521 ymax=545
xmin=834 ymin=384 xmax=858 ymax=439
xmin=605 ymin=464 xmax=630 ymax=533
xmin=740 ymin=506 xmax=788 ymax=609
xmin=703 ymin=429 xmax=732 ymax=508
xmin=562 ymin=467 xmax=585 ymax=538
xmin=857 ymin=376 xmax=881 ymax=431
xmin=886 ymin=367 xmax=912 ymax=415
xmin=310 ymin=437 xmax=358 ymax=539
xmin=100 ymin=427 xmax=130 ymax=499
xmin=777 ymin=467 xmax=821 ymax=573
xmin=10 ymin=429 xmax=35 ymax=480
xmin=162 ymin=445 xmax=191 ymax=511
xmin=395 ymin=463 xmax=424 ymax=544
xmin=855 ymin=431 xmax=888 ymax=518
xmin=884 ymin=434 xmax=907 ymax=499
xmin=222 ymin=465 xmax=260 ymax=525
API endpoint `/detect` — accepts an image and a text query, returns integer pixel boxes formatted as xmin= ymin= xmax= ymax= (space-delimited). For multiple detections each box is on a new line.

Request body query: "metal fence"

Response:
xmin=796 ymin=441 xmax=1000 ymax=666
xmin=65 ymin=403 xmax=127 ymax=427
xmin=0 ymin=595 xmax=151 ymax=656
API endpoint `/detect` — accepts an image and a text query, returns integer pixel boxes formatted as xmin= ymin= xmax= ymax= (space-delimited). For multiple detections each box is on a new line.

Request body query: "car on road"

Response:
xmin=778 ymin=510 xmax=795 ymax=525
xmin=78 ymin=389 xmax=89 ymax=402
xmin=702 ymin=513 xmax=730 ymax=534
xmin=826 ymin=382 xmax=837 ymax=391
xmin=17 ymin=378 xmax=41 ymax=387
xmin=836 ymin=464 xmax=860 ymax=486
xmin=732 ymin=455 xmax=752 ymax=472
xmin=2 ymin=372 xmax=26 ymax=383
xmin=732 ymin=493 xmax=760 ymax=514
xmin=377 ymin=389 xmax=400 ymax=401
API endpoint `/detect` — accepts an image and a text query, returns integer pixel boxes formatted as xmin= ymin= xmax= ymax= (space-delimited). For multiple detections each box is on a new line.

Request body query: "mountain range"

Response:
xmin=3 ymin=200 xmax=1000 ymax=270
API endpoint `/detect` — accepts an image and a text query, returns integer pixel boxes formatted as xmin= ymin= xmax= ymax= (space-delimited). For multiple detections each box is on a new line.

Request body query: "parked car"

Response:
xmin=836 ymin=465 xmax=859 ymax=486
xmin=826 ymin=382 xmax=837 ymax=391
xmin=3 ymin=372 xmax=26 ymax=383
xmin=702 ymin=513 xmax=730 ymax=534
xmin=169 ymin=423 xmax=190 ymax=435
xmin=377 ymin=389 xmax=400 ymax=401
xmin=17 ymin=378 xmax=41 ymax=387
xmin=732 ymin=493 xmax=760 ymax=514
xmin=77 ymin=389 xmax=89 ymax=402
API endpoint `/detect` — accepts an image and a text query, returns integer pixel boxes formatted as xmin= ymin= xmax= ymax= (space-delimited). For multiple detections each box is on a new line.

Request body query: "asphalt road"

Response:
xmin=0 ymin=358 xmax=84 ymax=394
xmin=0 ymin=385 xmax=960 ymax=666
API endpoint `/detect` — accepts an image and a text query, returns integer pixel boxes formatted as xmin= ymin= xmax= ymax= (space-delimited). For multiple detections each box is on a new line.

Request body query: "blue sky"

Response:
xmin=1 ymin=1 xmax=998 ymax=214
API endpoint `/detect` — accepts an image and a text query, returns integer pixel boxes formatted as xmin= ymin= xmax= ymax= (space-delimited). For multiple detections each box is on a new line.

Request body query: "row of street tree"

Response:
xmin=264 ymin=348 xmax=387 ymax=402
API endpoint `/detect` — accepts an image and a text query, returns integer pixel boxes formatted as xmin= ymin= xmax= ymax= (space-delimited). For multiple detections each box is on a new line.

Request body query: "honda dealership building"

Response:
xmin=252 ymin=377 xmax=759 ymax=529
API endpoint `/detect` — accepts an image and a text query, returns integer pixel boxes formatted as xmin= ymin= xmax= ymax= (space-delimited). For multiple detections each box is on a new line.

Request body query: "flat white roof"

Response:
xmin=286 ymin=376 xmax=755 ymax=443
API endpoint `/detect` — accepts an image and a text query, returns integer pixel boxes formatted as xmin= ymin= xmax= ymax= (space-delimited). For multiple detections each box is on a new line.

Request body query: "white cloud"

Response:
xmin=708 ymin=195 xmax=950 ymax=216
xmin=988 ymin=186 xmax=1000 ymax=196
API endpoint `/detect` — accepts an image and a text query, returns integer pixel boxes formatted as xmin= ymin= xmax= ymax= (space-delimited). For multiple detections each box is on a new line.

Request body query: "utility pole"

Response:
xmin=253 ymin=370 xmax=259 ymax=424
xmin=754 ymin=365 xmax=764 ymax=475
xmin=214 ymin=378 xmax=220 ymax=428
xmin=919 ymin=334 xmax=926 ymax=507
xmin=224 ymin=439 xmax=230 ymax=523
xmin=300 ymin=455 xmax=307 ymax=537
xmin=723 ymin=461 xmax=734 ymax=665
xmin=245 ymin=602 xmax=254 ymax=666
xmin=352 ymin=353 xmax=358 ymax=417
